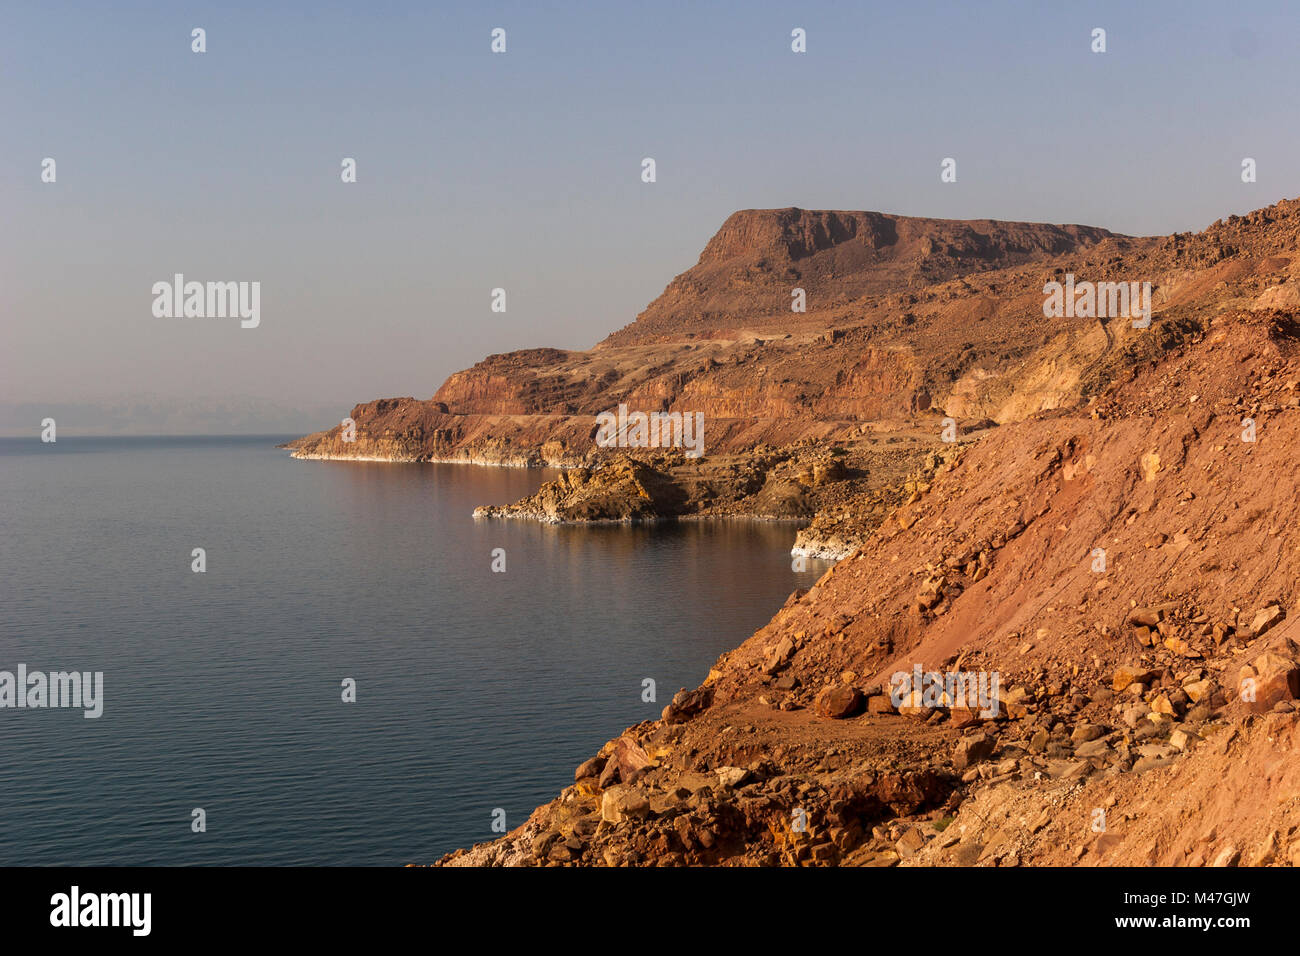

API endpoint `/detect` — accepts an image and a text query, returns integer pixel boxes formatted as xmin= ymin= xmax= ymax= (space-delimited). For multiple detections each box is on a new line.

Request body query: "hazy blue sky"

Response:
xmin=3 ymin=1 xmax=1298 ymax=433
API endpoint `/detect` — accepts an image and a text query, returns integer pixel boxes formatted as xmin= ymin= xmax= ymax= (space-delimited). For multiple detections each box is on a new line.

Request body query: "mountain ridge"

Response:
xmin=286 ymin=203 xmax=1194 ymax=468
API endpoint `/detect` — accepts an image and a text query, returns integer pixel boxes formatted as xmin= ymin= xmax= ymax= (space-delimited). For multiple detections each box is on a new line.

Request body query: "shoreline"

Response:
xmin=284 ymin=448 xmax=580 ymax=469
xmin=288 ymin=444 xmax=889 ymax=557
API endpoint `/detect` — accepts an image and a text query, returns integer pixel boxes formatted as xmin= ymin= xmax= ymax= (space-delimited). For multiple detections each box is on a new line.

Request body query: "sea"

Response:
xmin=0 ymin=435 xmax=827 ymax=864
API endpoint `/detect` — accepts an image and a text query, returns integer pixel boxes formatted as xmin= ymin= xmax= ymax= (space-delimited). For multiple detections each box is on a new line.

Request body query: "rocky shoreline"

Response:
xmin=282 ymin=444 xmax=578 ymax=469
xmin=466 ymin=439 xmax=946 ymax=556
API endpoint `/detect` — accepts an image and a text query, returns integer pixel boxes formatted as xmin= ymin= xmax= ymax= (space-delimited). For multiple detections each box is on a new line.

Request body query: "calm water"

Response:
xmin=0 ymin=436 xmax=827 ymax=865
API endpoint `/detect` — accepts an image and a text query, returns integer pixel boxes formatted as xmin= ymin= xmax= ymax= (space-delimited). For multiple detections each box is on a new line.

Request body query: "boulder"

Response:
xmin=662 ymin=685 xmax=714 ymax=724
xmin=1129 ymin=607 xmax=1166 ymax=628
xmin=1252 ymin=605 xmax=1285 ymax=639
xmin=895 ymin=827 xmax=927 ymax=859
xmin=1240 ymin=651 xmax=1300 ymax=714
xmin=867 ymin=693 xmax=898 ymax=715
xmin=601 ymin=786 xmax=650 ymax=824
xmin=814 ymin=685 xmax=862 ymax=719
xmin=715 ymin=766 xmax=749 ymax=788
xmin=762 ymin=636 xmax=796 ymax=674
xmin=1074 ymin=738 xmax=1112 ymax=758
xmin=953 ymin=732 xmax=997 ymax=770
xmin=1071 ymin=723 xmax=1106 ymax=742
xmin=611 ymin=735 xmax=652 ymax=780
xmin=574 ymin=755 xmax=606 ymax=782
xmin=1113 ymin=665 xmax=1157 ymax=692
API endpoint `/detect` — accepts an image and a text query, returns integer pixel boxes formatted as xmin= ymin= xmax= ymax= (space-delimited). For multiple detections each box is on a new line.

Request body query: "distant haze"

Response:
xmin=3 ymin=0 xmax=1298 ymax=435
xmin=0 ymin=395 xmax=340 ymax=437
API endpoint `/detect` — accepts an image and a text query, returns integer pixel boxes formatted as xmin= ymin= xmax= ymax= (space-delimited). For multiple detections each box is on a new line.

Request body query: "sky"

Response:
xmin=3 ymin=0 xmax=1298 ymax=434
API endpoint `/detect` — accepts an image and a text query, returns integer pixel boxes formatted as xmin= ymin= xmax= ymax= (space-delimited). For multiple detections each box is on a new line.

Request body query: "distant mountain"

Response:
xmin=0 ymin=394 xmax=343 ymax=437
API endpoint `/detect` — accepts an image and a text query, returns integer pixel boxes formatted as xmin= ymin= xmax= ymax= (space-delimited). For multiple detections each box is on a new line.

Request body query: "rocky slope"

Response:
xmin=287 ymin=194 xmax=1300 ymax=866
xmin=440 ymin=302 xmax=1300 ymax=868
xmin=424 ymin=198 xmax=1300 ymax=867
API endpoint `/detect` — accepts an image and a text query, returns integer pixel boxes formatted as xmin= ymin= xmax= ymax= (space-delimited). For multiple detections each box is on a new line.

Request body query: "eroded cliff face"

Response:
xmin=290 ymin=201 xmax=1300 ymax=555
xmin=287 ymin=206 xmax=1168 ymax=470
xmin=417 ymin=198 xmax=1300 ymax=867
xmin=291 ymin=203 xmax=1300 ymax=472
